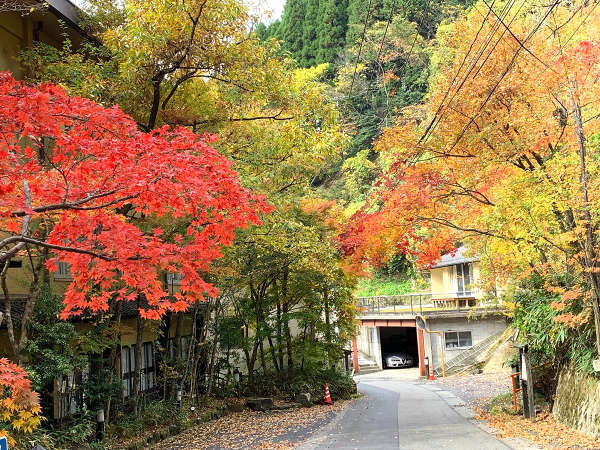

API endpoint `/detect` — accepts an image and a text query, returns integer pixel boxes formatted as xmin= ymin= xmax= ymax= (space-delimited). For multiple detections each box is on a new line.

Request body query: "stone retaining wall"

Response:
xmin=553 ymin=365 xmax=600 ymax=438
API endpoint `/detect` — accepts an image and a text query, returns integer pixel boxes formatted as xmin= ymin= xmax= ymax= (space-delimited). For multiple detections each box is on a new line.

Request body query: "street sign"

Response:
xmin=0 ymin=435 xmax=8 ymax=450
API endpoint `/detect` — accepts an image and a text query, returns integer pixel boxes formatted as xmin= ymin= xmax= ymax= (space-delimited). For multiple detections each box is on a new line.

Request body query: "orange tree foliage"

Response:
xmin=0 ymin=358 xmax=42 ymax=441
xmin=0 ymin=73 xmax=269 ymax=319
xmin=341 ymin=1 xmax=600 ymax=353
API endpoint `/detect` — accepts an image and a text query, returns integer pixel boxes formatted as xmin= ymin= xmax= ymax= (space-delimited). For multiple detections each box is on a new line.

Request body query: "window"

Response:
xmin=122 ymin=343 xmax=156 ymax=397
xmin=167 ymin=335 xmax=192 ymax=360
xmin=166 ymin=272 xmax=184 ymax=286
xmin=56 ymin=369 xmax=88 ymax=419
xmin=121 ymin=346 xmax=134 ymax=398
xmin=140 ymin=342 xmax=155 ymax=391
xmin=454 ymin=263 xmax=473 ymax=296
xmin=445 ymin=331 xmax=472 ymax=349
xmin=54 ymin=261 xmax=73 ymax=281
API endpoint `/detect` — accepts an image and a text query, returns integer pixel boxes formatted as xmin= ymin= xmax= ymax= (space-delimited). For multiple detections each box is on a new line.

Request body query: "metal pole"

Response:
xmin=96 ymin=409 xmax=105 ymax=442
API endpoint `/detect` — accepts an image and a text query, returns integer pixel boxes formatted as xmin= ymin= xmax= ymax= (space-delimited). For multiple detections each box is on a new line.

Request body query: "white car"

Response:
xmin=383 ymin=352 xmax=414 ymax=368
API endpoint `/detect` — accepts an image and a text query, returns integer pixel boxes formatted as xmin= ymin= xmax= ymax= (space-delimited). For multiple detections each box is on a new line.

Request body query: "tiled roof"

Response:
xmin=0 ymin=296 xmax=205 ymax=329
xmin=430 ymin=246 xmax=478 ymax=268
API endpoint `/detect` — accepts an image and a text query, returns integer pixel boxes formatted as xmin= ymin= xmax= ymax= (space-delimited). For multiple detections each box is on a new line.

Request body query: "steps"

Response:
xmin=357 ymin=353 xmax=381 ymax=374
xmin=434 ymin=330 xmax=507 ymax=377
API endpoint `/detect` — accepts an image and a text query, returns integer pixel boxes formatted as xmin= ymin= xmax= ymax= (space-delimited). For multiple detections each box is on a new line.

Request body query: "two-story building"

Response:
xmin=354 ymin=247 xmax=508 ymax=376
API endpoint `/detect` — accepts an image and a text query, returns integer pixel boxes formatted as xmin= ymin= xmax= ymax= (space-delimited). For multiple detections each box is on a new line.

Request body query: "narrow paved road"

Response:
xmin=301 ymin=373 xmax=516 ymax=450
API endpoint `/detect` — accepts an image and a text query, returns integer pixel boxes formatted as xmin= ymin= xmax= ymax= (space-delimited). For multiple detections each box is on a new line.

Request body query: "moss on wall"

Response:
xmin=553 ymin=365 xmax=600 ymax=438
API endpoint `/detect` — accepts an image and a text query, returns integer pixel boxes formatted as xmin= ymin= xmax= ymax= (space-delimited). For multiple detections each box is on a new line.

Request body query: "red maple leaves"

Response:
xmin=0 ymin=73 xmax=270 ymax=319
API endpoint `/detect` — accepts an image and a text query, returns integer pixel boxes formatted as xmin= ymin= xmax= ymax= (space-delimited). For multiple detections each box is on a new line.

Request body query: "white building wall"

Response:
xmin=356 ymin=325 xmax=382 ymax=368
xmin=424 ymin=316 xmax=507 ymax=368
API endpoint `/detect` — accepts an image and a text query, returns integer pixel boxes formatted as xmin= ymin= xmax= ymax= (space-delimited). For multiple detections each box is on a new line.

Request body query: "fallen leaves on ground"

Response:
xmin=429 ymin=372 xmax=511 ymax=409
xmin=155 ymin=400 xmax=352 ymax=449
xmin=476 ymin=409 xmax=600 ymax=449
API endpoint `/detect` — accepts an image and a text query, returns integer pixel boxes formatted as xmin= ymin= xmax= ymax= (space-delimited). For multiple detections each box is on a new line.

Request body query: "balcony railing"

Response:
xmin=357 ymin=291 xmax=501 ymax=315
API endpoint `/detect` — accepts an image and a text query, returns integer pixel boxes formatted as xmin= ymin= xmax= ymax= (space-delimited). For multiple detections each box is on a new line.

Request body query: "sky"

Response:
xmin=72 ymin=0 xmax=287 ymax=22
xmin=264 ymin=0 xmax=286 ymax=19
xmin=249 ymin=0 xmax=286 ymax=22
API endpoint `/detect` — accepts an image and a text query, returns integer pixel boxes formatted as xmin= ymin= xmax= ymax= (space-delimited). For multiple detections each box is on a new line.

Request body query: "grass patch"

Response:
xmin=488 ymin=392 xmax=522 ymax=415
xmin=356 ymin=277 xmax=413 ymax=297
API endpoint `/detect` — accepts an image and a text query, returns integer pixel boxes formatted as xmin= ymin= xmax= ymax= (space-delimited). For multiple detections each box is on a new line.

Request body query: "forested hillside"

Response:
xmin=256 ymin=0 xmax=475 ymax=293
xmin=259 ymin=0 xmax=473 ymax=179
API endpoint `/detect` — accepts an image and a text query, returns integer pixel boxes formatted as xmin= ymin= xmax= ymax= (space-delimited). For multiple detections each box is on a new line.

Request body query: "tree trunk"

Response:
xmin=175 ymin=311 xmax=184 ymax=359
xmin=281 ymin=270 xmax=294 ymax=369
xmin=324 ymin=287 xmax=331 ymax=366
xmin=192 ymin=301 xmax=211 ymax=397
xmin=267 ymin=335 xmax=279 ymax=373
xmin=570 ymin=79 xmax=600 ymax=356
xmin=132 ymin=299 xmax=144 ymax=415
xmin=284 ymin=303 xmax=294 ymax=369
xmin=159 ymin=311 xmax=173 ymax=400
xmin=206 ymin=297 xmax=221 ymax=396
xmin=243 ymin=339 xmax=260 ymax=394
xmin=259 ymin=339 xmax=267 ymax=375
xmin=1 ymin=246 xmax=46 ymax=363
xmin=147 ymin=76 xmax=163 ymax=130
xmin=105 ymin=301 xmax=122 ymax=423
xmin=276 ymin=295 xmax=284 ymax=371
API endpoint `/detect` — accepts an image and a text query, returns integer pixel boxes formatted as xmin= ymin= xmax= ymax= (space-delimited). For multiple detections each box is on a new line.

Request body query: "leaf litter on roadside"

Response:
xmin=154 ymin=400 xmax=351 ymax=449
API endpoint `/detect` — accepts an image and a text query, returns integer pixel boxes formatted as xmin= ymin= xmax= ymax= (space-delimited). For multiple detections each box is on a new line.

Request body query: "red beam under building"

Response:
xmin=361 ymin=319 xmax=416 ymax=327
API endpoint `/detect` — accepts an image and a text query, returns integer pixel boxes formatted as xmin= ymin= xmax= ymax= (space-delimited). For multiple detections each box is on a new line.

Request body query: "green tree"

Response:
xmin=316 ymin=0 xmax=348 ymax=64
xmin=336 ymin=16 xmax=429 ymax=158
xmin=256 ymin=19 xmax=281 ymax=40
xmin=280 ymin=0 xmax=306 ymax=61
xmin=301 ymin=0 xmax=320 ymax=66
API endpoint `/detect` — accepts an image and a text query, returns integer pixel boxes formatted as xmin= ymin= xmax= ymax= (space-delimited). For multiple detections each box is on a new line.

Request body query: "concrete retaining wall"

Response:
xmin=553 ymin=365 xmax=600 ymax=438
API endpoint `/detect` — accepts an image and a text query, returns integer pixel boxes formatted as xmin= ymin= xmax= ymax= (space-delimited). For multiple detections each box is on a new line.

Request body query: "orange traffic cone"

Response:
xmin=428 ymin=364 xmax=435 ymax=380
xmin=323 ymin=383 xmax=334 ymax=405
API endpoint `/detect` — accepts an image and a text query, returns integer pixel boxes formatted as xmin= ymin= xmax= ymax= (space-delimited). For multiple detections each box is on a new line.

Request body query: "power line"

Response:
xmin=375 ymin=0 xmax=396 ymax=64
xmin=446 ymin=0 xmax=560 ymax=155
xmin=562 ymin=0 xmax=600 ymax=48
xmin=482 ymin=0 xmax=555 ymax=72
xmin=374 ymin=0 xmax=397 ymax=127
xmin=425 ymin=0 xmax=524 ymax=140
xmin=419 ymin=0 xmax=501 ymax=143
xmin=348 ymin=0 xmax=375 ymax=96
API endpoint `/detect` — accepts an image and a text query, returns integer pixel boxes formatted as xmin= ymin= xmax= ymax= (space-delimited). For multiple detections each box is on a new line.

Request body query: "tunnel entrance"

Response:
xmin=380 ymin=327 xmax=418 ymax=369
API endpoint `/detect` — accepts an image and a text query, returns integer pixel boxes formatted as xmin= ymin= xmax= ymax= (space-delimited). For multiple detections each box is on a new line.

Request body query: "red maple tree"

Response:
xmin=0 ymin=73 xmax=269 ymax=319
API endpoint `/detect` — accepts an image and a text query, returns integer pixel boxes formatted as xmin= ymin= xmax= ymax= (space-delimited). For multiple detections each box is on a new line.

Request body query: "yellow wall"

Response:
xmin=430 ymin=266 xmax=452 ymax=298
xmin=0 ymin=12 xmax=30 ymax=79
xmin=430 ymin=262 xmax=482 ymax=299
xmin=0 ymin=8 xmax=83 ymax=80
xmin=3 ymin=254 xmax=70 ymax=297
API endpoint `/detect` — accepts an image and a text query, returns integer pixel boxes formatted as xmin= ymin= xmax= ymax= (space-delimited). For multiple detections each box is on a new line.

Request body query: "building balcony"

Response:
xmin=357 ymin=290 xmax=503 ymax=317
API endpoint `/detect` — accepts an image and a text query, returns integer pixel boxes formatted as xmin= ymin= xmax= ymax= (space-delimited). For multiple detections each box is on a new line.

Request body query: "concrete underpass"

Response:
xmin=379 ymin=326 xmax=418 ymax=369
xmin=355 ymin=319 xmax=426 ymax=376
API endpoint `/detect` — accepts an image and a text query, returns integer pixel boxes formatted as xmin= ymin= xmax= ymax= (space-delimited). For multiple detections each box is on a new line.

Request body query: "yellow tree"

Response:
xmin=344 ymin=1 xmax=600 ymax=355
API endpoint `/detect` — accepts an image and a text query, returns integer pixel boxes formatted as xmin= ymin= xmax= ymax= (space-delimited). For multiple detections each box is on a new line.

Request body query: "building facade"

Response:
xmin=354 ymin=247 xmax=508 ymax=376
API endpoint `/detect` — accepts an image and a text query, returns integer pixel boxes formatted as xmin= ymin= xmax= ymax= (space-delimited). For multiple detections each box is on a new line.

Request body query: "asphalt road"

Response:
xmin=300 ymin=372 xmax=517 ymax=450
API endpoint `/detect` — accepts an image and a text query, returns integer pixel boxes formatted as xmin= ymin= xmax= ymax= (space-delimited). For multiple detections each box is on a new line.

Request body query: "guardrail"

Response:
xmin=357 ymin=291 xmax=501 ymax=315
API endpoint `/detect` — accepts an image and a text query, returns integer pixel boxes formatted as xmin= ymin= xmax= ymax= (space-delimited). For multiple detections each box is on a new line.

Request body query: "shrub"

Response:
xmin=253 ymin=367 xmax=357 ymax=402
